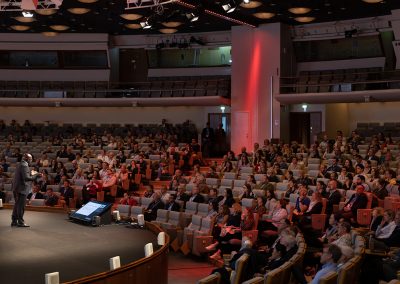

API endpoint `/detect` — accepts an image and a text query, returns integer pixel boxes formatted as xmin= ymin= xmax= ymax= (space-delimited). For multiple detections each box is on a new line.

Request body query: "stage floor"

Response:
xmin=0 ymin=209 xmax=157 ymax=284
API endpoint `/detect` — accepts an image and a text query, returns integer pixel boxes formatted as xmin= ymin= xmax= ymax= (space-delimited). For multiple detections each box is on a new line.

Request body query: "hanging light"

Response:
xmin=35 ymin=9 xmax=57 ymax=16
xmin=288 ymin=7 xmax=311 ymax=14
xmin=253 ymin=12 xmax=275 ymax=19
xmin=161 ymin=21 xmax=182 ymax=28
xmin=159 ymin=28 xmax=178 ymax=34
xmin=42 ymin=31 xmax=58 ymax=37
xmin=14 ymin=16 xmax=35 ymax=23
xmin=120 ymin=13 xmax=142 ymax=20
xmin=222 ymin=0 xmax=237 ymax=13
xmin=10 ymin=25 xmax=30 ymax=31
xmin=186 ymin=12 xmax=199 ymax=22
xmin=67 ymin=8 xmax=91 ymax=15
xmin=240 ymin=1 xmax=262 ymax=9
xmin=362 ymin=0 xmax=382 ymax=3
xmin=50 ymin=25 xmax=70 ymax=31
xmin=294 ymin=16 xmax=315 ymax=23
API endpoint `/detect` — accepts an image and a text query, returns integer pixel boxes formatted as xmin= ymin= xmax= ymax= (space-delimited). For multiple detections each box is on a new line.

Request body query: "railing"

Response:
xmin=0 ymin=78 xmax=231 ymax=99
xmin=280 ymin=69 xmax=400 ymax=94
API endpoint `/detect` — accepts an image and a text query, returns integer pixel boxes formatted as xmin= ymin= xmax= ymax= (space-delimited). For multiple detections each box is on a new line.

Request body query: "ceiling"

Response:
xmin=1 ymin=0 xmax=400 ymax=35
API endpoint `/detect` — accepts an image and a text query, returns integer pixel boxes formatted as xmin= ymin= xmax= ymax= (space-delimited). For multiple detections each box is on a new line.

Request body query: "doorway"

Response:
xmin=119 ymin=48 xmax=148 ymax=83
xmin=208 ymin=113 xmax=231 ymax=156
xmin=289 ymin=112 xmax=322 ymax=145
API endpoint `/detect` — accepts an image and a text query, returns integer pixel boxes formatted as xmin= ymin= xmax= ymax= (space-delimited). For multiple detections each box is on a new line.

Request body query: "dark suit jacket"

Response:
xmin=345 ymin=193 xmax=368 ymax=216
xmin=304 ymin=201 xmax=323 ymax=216
xmin=176 ymin=193 xmax=190 ymax=203
xmin=146 ymin=200 xmax=165 ymax=220
xmin=189 ymin=194 xmax=205 ymax=203
xmin=12 ymin=160 xmax=39 ymax=195
xmin=326 ymin=190 xmax=342 ymax=215
xmin=60 ymin=186 xmax=74 ymax=200
xmin=165 ymin=202 xmax=180 ymax=212
xmin=27 ymin=191 xmax=44 ymax=200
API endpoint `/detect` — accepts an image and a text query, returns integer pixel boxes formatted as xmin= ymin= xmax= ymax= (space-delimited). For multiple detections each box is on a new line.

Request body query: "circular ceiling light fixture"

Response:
xmin=125 ymin=23 xmax=141 ymax=29
xmin=120 ymin=13 xmax=142 ymax=20
xmin=14 ymin=16 xmax=36 ymax=23
xmin=240 ymin=1 xmax=262 ymax=8
xmin=77 ymin=0 xmax=99 ymax=3
xmin=161 ymin=21 xmax=182 ymax=28
xmin=253 ymin=12 xmax=276 ymax=19
xmin=35 ymin=9 xmax=57 ymax=16
xmin=159 ymin=28 xmax=178 ymax=34
xmin=10 ymin=25 xmax=30 ymax=31
xmin=288 ymin=7 xmax=311 ymax=14
xmin=67 ymin=8 xmax=91 ymax=15
xmin=294 ymin=16 xmax=315 ymax=23
xmin=42 ymin=31 xmax=58 ymax=37
xmin=50 ymin=25 xmax=70 ymax=31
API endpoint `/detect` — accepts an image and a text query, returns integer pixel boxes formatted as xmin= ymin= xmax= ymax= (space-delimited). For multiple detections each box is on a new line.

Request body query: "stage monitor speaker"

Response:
xmin=109 ymin=256 xmax=121 ymax=270
xmin=45 ymin=272 xmax=60 ymax=284
xmin=70 ymin=201 xmax=112 ymax=226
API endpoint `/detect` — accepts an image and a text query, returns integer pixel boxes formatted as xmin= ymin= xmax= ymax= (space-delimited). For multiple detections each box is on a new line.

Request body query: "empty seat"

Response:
xmin=117 ymin=204 xmax=131 ymax=218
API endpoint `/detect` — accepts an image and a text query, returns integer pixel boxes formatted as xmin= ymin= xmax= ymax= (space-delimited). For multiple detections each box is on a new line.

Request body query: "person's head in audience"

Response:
xmin=316 ymin=180 xmax=327 ymax=193
xmin=328 ymin=214 xmax=337 ymax=228
xmin=372 ymin=207 xmax=384 ymax=220
xmin=311 ymin=191 xmax=322 ymax=203
xmin=257 ymin=196 xmax=266 ymax=208
xmin=246 ymin=174 xmax=256 ymax=184
xmin=219 ymin=205 xmax=230 ymax=216
xmin=327 ymin=180 xmax=337 ymax=191
xmin=174 ymin=169 xmax=182 ymax=177
xmin=355 ymin=164 xmax=364 ymax=175
xmin=63 ymin=180 xmax=71 ymax=189
xmin=319 ymin=164 xmax=327 ymax=172
xmin=106 ymin=168 xmax=114 ymax=177
xmin=241 ymin=236 xmax=252 ymax=250
xmin=209 ymin=201 xmax=218 ymax=213
xmin=337 ymin=222 xmax=351 ymax=237
xmin=225 ymin=188 xmax=233 ymax=199
xmin=383 ymin=209 xmax=395 ymax=224
xmin=46 ymin=188 xmax=55 ymax=197
xmin=277 ymin=198 xmax=287 ymax=210
xmin=355 ymin=184 xmax=365 ymax=195
xmin=120 ymin=164 xmax=127 ymax=173
xmin=153 ymin=191 xmax=161 ymax=201
xmin=394 ymin=211 xmax=400 ymax=226
xmin=145 ymin=185 xmax=154 ymax=196
xmin=191 ymin=186 xmax=199 ymax=196
xmin=177 ymin=184 xmax=186 ymax=194
xmin=266 ymin=187 xmax=276 ymax=200
xmin=321 ymin=244 xmax=342 ymax=265
xmin=102 ymin=162 xmax=109 ymax=171
xmin=92 ymin=170 xmax=100 ymax=180
xmin=168 ymin=194 xmax=176 ymax=204
xmin=299 ymin=185 xmax=307 ymax=197
xmin=32 ymin=183 xmax=40 ymax=193
xmin=280 ymin=234 xmax=296 ymax=250
xmin=160 ymin=185 xmax=168 ymax=195
xmin=329 ymin=172 xmax=338 ymax=181
xmin=232 ymin=203 xmax=242 ymax=214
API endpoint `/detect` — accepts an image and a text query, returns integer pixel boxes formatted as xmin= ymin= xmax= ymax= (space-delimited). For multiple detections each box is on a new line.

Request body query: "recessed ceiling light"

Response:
xmin=10 ymin=25 xmax=31 ymax=31
xmin=125 ymin=23 xmax=141 ymax=29
xmin=42 ymin=32 xmax=58 ymax=37
xmin=35 ymin=9 xmax=57 ymax=16
xmin=240 ymin=1 xmax=262 ymax=9
xmin=288 ymin=7 xmax=311 ymax=14
xmin=362 ymin=0 xmax=383 ymax=3
xmin=294 ymin=16 xmax=316 ymax=23
xmin=253 ymin=12 xmax=276 ymax=19
xmin=14 ymin=16 xmax=35 ymax=23
xmin=67 ymin=8 xmax=91 ymax=15
xmin=159 ymin=28 xmax=178 ymax=34
xmin=120 ymin=14 xmax=142 ymax=20
xmin=162 ymin=21 xmax=182 ymax=28
xmin=50 ymin=25 xmax=70 ymax=31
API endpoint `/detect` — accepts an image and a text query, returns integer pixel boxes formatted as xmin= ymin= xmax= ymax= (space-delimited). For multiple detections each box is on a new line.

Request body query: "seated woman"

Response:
xmin=240 ymin=183 xmax=255 ymax=200
xmin=292 ymin=186 xmax=311 ymax=222
xmin=315 ymin=180 xmax=327 ymax=198
xmin=254 ymin=196 xmax=266 ymax=217
xmin=369 ymin=207 xmax=384 ymax=233
xmin=258 ymin=199 xmax=288 ymax=232
xmin=219 ymin=188 xmax=235 ymax=208
xmin=301 ymin=192 xmax=323 ymax=222
xmin=212 ymin=205 xmax=231 ymax=239
xmin=374 ymin=209 xmax=396 ymax=240
xmin=207 ymin=205 xmax=255 ymax=260
xmin=284 ymin=179 xmax=297 ymax=199
xmin=265 ymin=188 xmax=278 ymax=215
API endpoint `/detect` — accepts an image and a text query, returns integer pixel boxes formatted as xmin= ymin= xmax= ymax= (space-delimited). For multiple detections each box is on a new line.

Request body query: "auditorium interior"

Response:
xmin=2 ymin=0 xmax=400 ymax=284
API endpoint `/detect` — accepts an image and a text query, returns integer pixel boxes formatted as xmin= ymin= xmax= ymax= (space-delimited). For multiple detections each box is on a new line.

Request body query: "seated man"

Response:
xmin=45 ymin=188 xmax=59 ymax=207
xmin=311 ymin=244 xmax=342 ymax=284
xmin=144 ymin=192 xmax=164 ymax=221
xmin=188 ymin=186 xmax=205 ymax=203
xmin=26 ymin=183 xmax=44 ymax=205
xmin=165 ymin=194 xmax=180 ymax=212
xmin=59 ymin=180 xmax=74 ymax=207
xmin=335 ymin=184 xmax=367 ymax=223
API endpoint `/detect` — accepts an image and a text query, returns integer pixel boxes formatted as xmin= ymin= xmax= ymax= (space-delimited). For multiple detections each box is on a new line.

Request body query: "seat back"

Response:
xmin=357 ymin=209 xmax=372 ymax=226
xmin=197 ymin=273 xmax=221 ymax=284
xmin=337 ymin=260 xmax=356 ymax=284
xmin=30 ymin=199 xmax=45 ymax=206
xmin=197 ymin=203 xmax=210 ymax=217
xmin=241 ymin=198 xmax=254 ymax=208
xmin=140 ymin=197 xmax=153 ymax=208
xmin=230 ymin=253 xmax=249 ymax=284
xmin=234 ymin=179 xmax=246 ymax=187
xmin=187 ymin=214 xmax=203 ymax=231
xmin=252 ymin=189 xmax=265 ymax=198
xmin=198 ymin=217 xmax=214 ymax=235
xmin=221 ymin=179 xmax=234 ymax=187
xmin=117 ymin=204 xmax=131 ymax=218
xmin=241 ymin=277 xmax=263 ymax=284
xmin=311 ymin=214 xmax=327 ymax=231
xmin=167 ymin=211 xmax=182 ymax=227
xmin=185 ymin=201 xmax=199 ymax=215
xmin=224 ymin=172 xmax=237 ymax=180
xmin=319 ymin=271 xmax=338 ymax=284
xmin=74 ymin=179 xmax=89 ymax=187
xmin=155 ymin=209 xmax=169 ymax=223
xmin=206 ymin=178 xmax=220 ymax=187
xmin=131 ymin=206 xmax=145 ymax=219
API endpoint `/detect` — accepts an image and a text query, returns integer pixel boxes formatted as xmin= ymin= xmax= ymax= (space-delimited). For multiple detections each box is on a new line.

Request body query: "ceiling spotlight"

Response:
xmin=22 ymin=11 xmax=34 ymax=18
xmin=186 ymin=12 xmax=199 ymax=22
xmin=243 ymin=0 xmax=250 ymax=3
xmin=140 ymin=20 xmax=152 ymax=29
xmin=222 ymin=1 xmax=237 ymax=13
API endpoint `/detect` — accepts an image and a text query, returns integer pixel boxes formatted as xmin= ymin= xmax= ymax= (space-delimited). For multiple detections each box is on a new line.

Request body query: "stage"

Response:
xmin=0 ymin=209 xmax=158 ymax=284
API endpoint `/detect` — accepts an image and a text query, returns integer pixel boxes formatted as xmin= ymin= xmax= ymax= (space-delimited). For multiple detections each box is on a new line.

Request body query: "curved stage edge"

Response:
xmin=2 ymin=205 xmax=169 ymax=284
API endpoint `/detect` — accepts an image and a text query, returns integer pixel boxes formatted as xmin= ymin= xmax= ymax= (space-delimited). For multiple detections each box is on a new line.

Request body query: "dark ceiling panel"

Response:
xmin=0 ymin=0 xmax=399 ymax=35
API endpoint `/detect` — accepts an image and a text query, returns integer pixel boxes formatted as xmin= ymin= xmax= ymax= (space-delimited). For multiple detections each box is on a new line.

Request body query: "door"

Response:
xmin=208 ymin=113 xmax=231 ymax=156
xmin=290 ymin=112 xmax=322 ymax=145
xmin=119 ymin=48 xmax=148 ymax=83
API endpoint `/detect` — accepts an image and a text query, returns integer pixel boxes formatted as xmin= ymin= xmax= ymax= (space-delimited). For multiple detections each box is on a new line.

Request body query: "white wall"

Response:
xmin=0 ymin=106 xmax=225 ymax=131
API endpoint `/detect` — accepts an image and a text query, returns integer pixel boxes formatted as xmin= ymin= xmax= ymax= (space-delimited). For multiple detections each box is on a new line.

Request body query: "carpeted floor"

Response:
xmin=0 ymin=209 xmax=157 ymax=284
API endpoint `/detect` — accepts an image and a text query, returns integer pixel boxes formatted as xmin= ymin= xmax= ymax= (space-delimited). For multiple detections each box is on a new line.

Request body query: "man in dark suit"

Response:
xmin=188 ymin=186 xmax=205 ymax=203
xmin=326 ymin=180 xmax=342 ymax=216
xmin=144 ymin=192 xmax=164 ymax=221
xmin=11 ymin=153 xmax=41 ymax=227
xmin=59 ymin=180 xmax=74 ymax=207
xmin=26 ymin=183 xmax=44 ymax=204
xmin=201 ymin=122 xmax=214 ymax=158
xmin=165 ymin=194 xmax=180 ymax=212
xmin=335 ymin=184 xmax=368 ymax=223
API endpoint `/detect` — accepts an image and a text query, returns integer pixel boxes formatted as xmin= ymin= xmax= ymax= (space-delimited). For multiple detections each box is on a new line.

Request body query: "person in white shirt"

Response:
xmin=375 ymin=209 xmax=397 ymax=239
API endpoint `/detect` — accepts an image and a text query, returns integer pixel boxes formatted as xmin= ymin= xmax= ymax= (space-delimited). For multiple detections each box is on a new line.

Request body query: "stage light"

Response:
xmin=22 ymin=11 xmax=34 ymax=18
xmin=302 ymin=104 xmax=308 ymax=112
xmin=243 ymin=0 xmax=250 ymax=3
xmin=140 ymin=19 xmax=152 ymax=29
xmin=186 ymin=12 xmax=199 ymax=22
xmin=222 ymin=1 xmax=237 ymax=13
xmin=220 ymin=105 xmax=226 ymax=113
